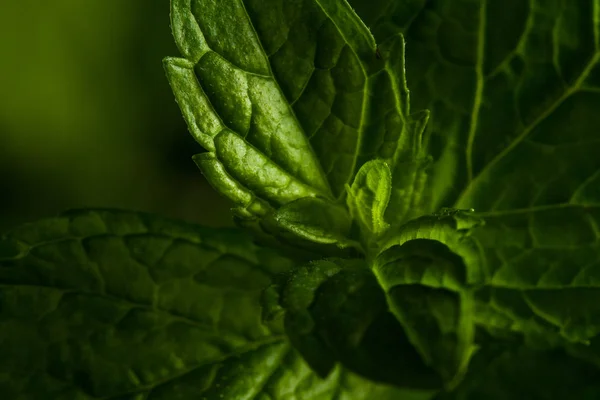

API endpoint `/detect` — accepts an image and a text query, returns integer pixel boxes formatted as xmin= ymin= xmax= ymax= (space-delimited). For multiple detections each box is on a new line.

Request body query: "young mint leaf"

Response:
xmin=350 ymin=1 xmax=600 ymax=214
xmin=468 ymin=205 xmax=600 ymax=345
xmin=378 ymin=209 xmax=486 ymax=285
xmin=370 ymin=210 xmax=489 ymax=387
xmin=346 ymin=159 xmax=392 ymax=238
xmin=195 ymin=155 xmax=352 ymax=259
xmin=166 ymin=0 xmax=431 ymax=246
xmin=369 ymin=33 xmax=432 ymax=227
xmin=264 ymin=197 xmax=359 ymax=250
xmin=374 ymin=239 xmax=477 ymax=389
xmin=279 ymin=258 xmax=443 ymax=390
xmin=375 ymin=239 xmax=469 ymax=298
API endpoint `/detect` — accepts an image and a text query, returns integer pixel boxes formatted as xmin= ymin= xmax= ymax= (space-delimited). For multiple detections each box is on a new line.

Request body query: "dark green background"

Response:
xmin=0 ymin=0 xmax=232 ymax=231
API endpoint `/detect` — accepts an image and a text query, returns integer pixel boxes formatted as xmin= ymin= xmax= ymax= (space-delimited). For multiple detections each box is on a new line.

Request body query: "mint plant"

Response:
xmin=2 ymin=0 xmax=600 ymax=398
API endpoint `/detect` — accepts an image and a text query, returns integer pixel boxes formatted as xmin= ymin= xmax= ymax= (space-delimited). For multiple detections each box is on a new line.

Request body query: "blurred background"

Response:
xmin=0 ymin=0 xmax=233 ymax=231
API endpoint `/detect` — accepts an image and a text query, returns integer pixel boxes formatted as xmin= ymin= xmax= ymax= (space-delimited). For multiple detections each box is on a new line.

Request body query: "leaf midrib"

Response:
xmin=456 ymin=48 xmax=600 ymax=208
xmin=235 ymin=0 xmax=333 ymax=196
xmin=465 ymin=0 xmax=487 ymax=184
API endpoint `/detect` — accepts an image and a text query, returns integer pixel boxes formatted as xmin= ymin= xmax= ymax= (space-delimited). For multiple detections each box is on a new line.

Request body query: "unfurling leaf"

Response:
xmin=346 ymin=159 xmax=392 ymax=238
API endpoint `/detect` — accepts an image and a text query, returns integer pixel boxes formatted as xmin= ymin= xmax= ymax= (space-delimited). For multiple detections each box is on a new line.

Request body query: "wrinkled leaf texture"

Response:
xmin=165 ymin=0 xmax=431 ymax=249
xmin=0 ymin=209 xmax=420 ymax=399
xmin=349 ymin=0 xmax=600 ymax=394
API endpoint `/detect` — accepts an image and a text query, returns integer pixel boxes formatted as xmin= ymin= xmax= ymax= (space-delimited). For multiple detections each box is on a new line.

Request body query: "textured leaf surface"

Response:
xmin=1 ymin=209 xmax=413 ymax=399
xmin=374 ymin=236 xmax=479 ymax=386
xmin=346 ymin=0 xmax=600 ymax=387
xmin=168 ymin=0 xmax=600 ymax=395
xmin=267 ymin=197 xmax=356 ymax=248
xmin=279 ymin=258 xmax=442 ymax=390
xmin=350 ymin=0 xmax=600 ymax=213
xmin=378 ymin=209 xmax=485 ymax=285
xmin=436 ymin=335 xmax=600 ymax=400
xmin=469 ymin=205 xmax=600 ymax=344
xmin=166 ymin=0 xmax=430 ymax=245
xmin=0 ymin=209 xmax=295 ymax=398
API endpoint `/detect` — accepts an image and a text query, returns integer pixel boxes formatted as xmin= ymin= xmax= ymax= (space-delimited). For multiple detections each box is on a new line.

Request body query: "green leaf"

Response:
xmin=468 ymin=205 xmax=600 ymax=345
xmin=141 ymin=343 xmax=431 ymax=400
xmin=0 ymin=209 xmax=290 ymax=398
xmin=264 ymin=197 xmax=360 ymax=250
xmin=374 ymin=238 xmax=478 ymax=388
xmin=194 ymin=152 xmax=274 ymax=219
xmin=166 ymin=0 xmax=431 ymax=245
xmin=0 ymin=209 xmax=434 ymax=399
xmin=346 ymin=1 xmax=600 ymax=387
xmin=378 ymin=209 xmax=486 ymax=285
xmin=346 ymin=159 xmax=392 ymax=238
xmin=437 ymin=334 xmax=600 ymax=400
xmin=370 ymin=210 xmax=489 ymax=386
xmin=349 ymin=0 xmax=600 ymax=213
xmin=279 ymin=258 xmax=443 ymax=390
xmin=371 ymin=33 xmax=432 ymax=227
